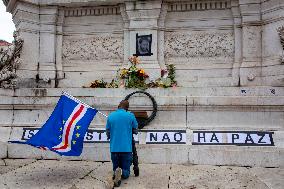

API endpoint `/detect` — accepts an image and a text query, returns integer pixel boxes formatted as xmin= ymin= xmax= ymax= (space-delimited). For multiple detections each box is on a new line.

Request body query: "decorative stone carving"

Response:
xmin=243 ymin=26 xmax=261 ymax=58
xmin=64 ymin=6 xmax=120 ymax=17
xmin=0 ymin=31 xmax=24 ymax=88
xmin=247 ymin=73 xmax=255 ymax=81
xmin=277 ymin=26 xmax=284 ymax=63
xmin=278 ymin=26 xmax=284 ymax=49
xmin=62 ymin=35 xmax=123 ymax=61
xmin=167 ymin=0 xmax=231 ymax=12
xmin=165 ymin=32 xmax=234 ymax=59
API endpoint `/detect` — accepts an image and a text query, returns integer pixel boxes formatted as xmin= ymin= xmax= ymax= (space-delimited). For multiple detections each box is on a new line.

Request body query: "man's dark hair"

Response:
xmin=139 ymin=38 xmax=148 ymax=44
xmin=118 ymin=100 xmax=129 ymax=110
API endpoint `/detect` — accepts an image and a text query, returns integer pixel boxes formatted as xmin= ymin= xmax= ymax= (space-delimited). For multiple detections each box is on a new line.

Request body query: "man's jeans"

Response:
xmin=111 ymin=152 xmax=132 ymax=179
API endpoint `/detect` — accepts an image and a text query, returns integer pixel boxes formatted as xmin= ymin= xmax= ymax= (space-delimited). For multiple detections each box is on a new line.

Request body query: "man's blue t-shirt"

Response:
xmin=106 ymin=109 xmax=138 ymax=152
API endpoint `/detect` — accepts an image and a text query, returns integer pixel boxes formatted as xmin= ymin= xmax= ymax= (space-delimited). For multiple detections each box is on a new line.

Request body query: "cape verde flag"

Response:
xmin=11 ymin=92 xmax=97 ymax=156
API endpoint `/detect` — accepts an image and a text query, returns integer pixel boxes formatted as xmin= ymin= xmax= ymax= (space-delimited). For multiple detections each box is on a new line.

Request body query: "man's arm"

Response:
xmin=132 ymin=114 xmax=138 ymax=134
xmin=106 ymin=118 xmax=111 ymax=140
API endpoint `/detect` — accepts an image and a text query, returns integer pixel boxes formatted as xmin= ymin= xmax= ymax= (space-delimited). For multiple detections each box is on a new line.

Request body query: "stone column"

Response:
xmin=7 ymin=1 xmax=40 ymax=87
xmin=38 ymin=6 xmax=58 ymax=87
xmin=120 ymin=4 xmax=130 ymax=67
xmin=121 ymin=1 xmax=163 ymax=80
xmin=239 ymin=0 xmax=262 ymax=86
xmin=6 ymin=1 xmax=60 ymax=88
xmin=55 ymin=9 xmax=65 ymax=87
xmin=157 ymin=3 xmax=168 ymax=71
xmin=231 ymin=0 xmax=243 ymax=86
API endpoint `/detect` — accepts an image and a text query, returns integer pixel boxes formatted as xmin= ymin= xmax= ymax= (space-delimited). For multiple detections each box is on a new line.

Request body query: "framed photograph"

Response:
xmin=134 ymin=33 xmax=153 ymax=56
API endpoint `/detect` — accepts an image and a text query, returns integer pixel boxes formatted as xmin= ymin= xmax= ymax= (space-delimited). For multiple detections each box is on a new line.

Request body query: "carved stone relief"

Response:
xmin=64 ymin=6 xmax=120 ymax=17
xmin=62 ymin=35 xmax=123 ymax=61
xmin=0 ymin=32 xmax=24 ymax=88
xmin=243 ymin=26 xmax=261 ymax=58
xmin=165 ymin=32 xmax=234 ymax=59
xmin=167 ymin=0 xmax=231 ymax=12
xmin=277 ymin=26 xmax=284 ymax=63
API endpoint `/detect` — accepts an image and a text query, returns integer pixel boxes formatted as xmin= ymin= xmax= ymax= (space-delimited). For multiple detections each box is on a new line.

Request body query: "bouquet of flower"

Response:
xmin=89 ymin=79 xmax=107 ymax=88
xmin=119 ymin=56 xmax=149 ymax=89
xmin=88 ymin=56 xmax=177 ymax=89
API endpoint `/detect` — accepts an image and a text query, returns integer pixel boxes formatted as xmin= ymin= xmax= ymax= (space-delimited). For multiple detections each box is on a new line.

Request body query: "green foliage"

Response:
xmin=151 ymin=64 xmax=177 ymax=88
xmin=167 ymin=64 xmax=177 ymax=86
xmin=89 ymin=79 xmax=108 ymax=88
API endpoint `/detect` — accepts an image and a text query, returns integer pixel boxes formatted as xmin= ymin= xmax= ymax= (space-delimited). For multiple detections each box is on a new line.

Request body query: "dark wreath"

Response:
xmin=124 ymin=91 xmax=157 ymax=129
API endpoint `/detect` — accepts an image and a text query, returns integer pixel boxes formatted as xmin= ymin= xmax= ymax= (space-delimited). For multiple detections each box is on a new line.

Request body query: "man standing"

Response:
xmin=106 ymin=100 xmax=138 ymax=187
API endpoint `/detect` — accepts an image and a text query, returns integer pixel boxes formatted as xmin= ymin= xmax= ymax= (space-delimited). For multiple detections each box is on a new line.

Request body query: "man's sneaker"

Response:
xmin=113 ymin=168 xmax=122 ymax=187
xmin=106 ymin=171 xmax=114 ymax=189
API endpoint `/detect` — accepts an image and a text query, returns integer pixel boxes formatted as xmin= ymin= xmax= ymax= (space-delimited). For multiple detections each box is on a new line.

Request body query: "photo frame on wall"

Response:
xmin=134 ymin=33 xmax=153 ymax=56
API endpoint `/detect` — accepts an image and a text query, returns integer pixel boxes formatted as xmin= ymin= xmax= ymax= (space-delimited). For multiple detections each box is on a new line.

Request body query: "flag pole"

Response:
xmin=62 ymin=91 xmax=108 ymax=118
xmin=98 ymin=111 xmax=108 ymax=118
xmin=62 ymin=91 xmax=96 ymax=110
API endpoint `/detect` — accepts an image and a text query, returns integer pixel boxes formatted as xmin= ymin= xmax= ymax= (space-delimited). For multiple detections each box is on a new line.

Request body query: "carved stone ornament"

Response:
xmin=165 ymin=32 xmax=234 ymax=59
xmin=247 ymin=73 xmax=255 ymax=81
xmin=277 ymin=26 xmax=284 ymax=63
xmin=62 ymin=35 xmax=123 ymax=61
xmin=0 ymin=31 xmax=24 ymax=88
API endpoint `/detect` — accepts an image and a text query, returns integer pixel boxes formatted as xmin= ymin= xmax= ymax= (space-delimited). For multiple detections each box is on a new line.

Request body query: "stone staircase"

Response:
xmin=0 ymin=87 xmax=283 ymax=167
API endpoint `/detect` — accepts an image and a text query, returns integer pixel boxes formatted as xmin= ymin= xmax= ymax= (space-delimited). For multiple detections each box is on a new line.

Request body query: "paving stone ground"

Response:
xmin=0 ymin=159 xmax=283 ymax=189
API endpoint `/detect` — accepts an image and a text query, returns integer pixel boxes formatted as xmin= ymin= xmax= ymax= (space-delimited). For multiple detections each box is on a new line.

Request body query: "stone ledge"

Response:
xmin=0 ymin=127 xmax=11 ymax=142
xmin=7 ymin=143 xmax=42 ymax=159
xmin=0 ymin=142 xmax=7 ymax=159
xmin=188 ymin=145 xmax=284 ymax=167
xmin=8 ymin=87 xmax=284 ymax=97
xmin=3 ymin=158 xmax=36 ymax=167
xmin=0 ymin=96 xmax=282 ymax=108
xmin=0 ymin=159 xmax=5 ymax=166
xmin=5 ymin=141 xmax=283 ymax=167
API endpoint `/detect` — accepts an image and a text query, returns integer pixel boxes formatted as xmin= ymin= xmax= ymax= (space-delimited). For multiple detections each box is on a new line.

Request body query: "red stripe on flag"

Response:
xmin=52 ymin=105 xmax=84 ymax=150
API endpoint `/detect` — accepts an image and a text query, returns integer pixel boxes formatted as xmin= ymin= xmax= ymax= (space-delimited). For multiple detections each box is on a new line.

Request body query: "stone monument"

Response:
xmin=0 ymin=0 xmax=283 ymax=167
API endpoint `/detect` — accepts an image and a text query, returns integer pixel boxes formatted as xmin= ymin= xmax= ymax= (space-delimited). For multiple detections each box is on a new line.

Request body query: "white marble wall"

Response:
xmin=261 ymin=0 xmax=284 ymax=86
xmin=60 ymin=6 xmax=124 ymax=87
xmin=1 ymin=0 xmax=283 ymax=166
xmin=5 ymin=0 xmax=284 ymax=88
xmin=0 ymin=87 xmax=283 ymax=167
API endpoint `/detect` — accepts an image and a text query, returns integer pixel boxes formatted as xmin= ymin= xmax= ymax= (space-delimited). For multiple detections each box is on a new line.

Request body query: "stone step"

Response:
xmin=1 ymin=94 xmax=284 ymax=107
xmin=2 ymin=142 xmax=283 ymax=167
xmin=1 ymin=87 xmax=283 ymax=97
xmin=1 ymin=125 xmax=283 ymax=167
xmin=0 ymin=87 xmax=283 ymax=167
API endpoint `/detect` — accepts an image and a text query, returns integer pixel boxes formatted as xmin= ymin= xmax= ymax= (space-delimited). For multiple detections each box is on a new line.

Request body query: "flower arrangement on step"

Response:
xmin=87 ymin=56 xmax=177 ymax=89
xmin=155 ymin=64 xmax=177 ymax=88
xmin=120 ymin=56 xmax=149 ymax=89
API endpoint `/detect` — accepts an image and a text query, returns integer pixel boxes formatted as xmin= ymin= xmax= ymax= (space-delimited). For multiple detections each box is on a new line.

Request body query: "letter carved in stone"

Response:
xmin=165 ymin=32 xmax=234 ymax=59
xmin=62 ymin=35 xmax=123 ymax=61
